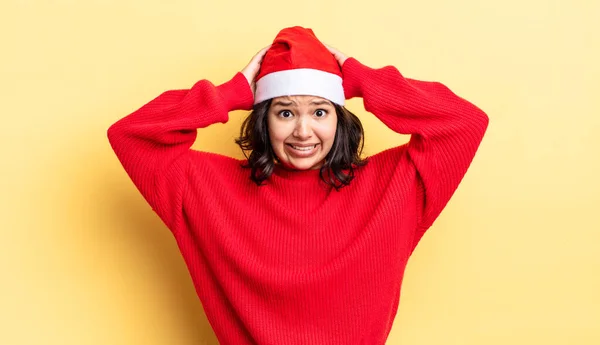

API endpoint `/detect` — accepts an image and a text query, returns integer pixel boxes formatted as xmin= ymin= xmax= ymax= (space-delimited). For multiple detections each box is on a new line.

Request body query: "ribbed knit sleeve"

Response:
xmin=107 ymin=72 xmax=254 ymax=231
xmin=342 ymin=58 xmax=489 ymax=248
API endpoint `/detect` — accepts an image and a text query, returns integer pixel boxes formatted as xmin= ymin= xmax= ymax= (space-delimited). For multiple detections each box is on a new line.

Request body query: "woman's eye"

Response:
xmin=279 ymin=110 xmax=293 ymax=118
xmin=315 ymin=109 xmax=328 ymax=117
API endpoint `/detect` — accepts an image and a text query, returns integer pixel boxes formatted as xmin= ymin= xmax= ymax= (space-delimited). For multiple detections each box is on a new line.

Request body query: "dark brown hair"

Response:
xmin=235 ymin=99 xmax=368 ymax=190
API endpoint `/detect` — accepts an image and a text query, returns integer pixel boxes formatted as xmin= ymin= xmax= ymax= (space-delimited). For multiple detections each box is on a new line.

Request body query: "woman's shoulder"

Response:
xmin=364 ymin=143 xmax=410 ymax=170
xmin=187 ymin=150 xmax=247 ymax=175
xmin=183 ymin=150 xmax=261 ymax=195
xmin=337 ymin=144 xmax=414 ymax=198
xmin=351 ymin=143 xmax=417 ymax=186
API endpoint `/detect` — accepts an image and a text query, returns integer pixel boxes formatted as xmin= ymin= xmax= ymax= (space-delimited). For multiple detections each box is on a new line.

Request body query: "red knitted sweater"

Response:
xmin=107 ymin=57 xmax=488 ymax=345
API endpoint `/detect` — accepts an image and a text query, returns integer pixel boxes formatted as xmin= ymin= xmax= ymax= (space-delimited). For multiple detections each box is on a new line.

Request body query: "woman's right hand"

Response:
xmin=241 ymin=45 xmax=272 ymax=93
xmin=324 ymin=44 xmax=348 ymax=68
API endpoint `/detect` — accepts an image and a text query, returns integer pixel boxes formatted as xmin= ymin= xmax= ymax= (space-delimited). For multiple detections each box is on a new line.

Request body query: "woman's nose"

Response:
xmin=293 ymin=117 xmax=312 ymax=139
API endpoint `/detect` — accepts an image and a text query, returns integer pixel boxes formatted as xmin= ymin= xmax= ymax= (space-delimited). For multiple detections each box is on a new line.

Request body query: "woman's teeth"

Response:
xmin=291 ymin=145 xmax=316 ymax=151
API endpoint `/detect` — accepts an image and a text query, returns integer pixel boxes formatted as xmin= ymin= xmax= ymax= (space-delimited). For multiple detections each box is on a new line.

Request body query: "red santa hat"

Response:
xmin=254 ymin=26 xmax=345 ymax=106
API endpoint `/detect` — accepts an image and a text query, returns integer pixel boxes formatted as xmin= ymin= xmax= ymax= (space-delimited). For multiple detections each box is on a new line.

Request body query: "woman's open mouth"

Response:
xmin=286 ymin=143 xmax=319 ymax=157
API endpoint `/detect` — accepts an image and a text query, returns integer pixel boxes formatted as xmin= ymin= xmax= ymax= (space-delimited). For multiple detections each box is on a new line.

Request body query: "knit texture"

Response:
xmin=107 ymin=57 xmax=489 ymax=345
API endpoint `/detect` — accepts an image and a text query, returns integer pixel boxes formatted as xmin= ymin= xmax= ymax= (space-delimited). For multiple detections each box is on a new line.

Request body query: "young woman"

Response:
xmin=108 ymin=26 xmax=489 ymax=345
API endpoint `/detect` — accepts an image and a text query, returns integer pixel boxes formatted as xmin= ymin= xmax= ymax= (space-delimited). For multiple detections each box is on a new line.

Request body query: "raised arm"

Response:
xmin=107 ymin=73 xmax=254 ymax=231
xmin=341 ymin=57 xmax=489 ymax=248
xmin=107 ymin=46 xmax=270 ymax=233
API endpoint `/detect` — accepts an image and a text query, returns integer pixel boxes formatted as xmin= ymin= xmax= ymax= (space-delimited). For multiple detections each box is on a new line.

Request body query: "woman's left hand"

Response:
xmin=241 ymin=44 xmax=272 ymax=93
xmin=324 ymin=44 xmax=348 ymax=68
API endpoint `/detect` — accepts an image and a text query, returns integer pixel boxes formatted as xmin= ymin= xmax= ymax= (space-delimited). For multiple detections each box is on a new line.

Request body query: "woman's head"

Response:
xmin=236 ymin=26 xmax=366 ymax=188
xmin=235 ymin=94 xmax=367 ymax=189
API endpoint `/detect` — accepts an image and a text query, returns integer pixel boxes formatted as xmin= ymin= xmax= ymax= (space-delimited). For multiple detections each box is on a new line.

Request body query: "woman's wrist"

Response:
xmin=342 ymin=57 xmax=373 ymax=99
xmin=216 ymin=72 xmax=255 ymax=112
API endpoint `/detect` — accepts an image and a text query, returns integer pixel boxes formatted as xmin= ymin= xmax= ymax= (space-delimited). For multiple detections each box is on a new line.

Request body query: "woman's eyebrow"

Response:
xmin=271 ymin=100 xmax=295 ymax=107
xmin=310 ymin=100 xmax=333 ymax=106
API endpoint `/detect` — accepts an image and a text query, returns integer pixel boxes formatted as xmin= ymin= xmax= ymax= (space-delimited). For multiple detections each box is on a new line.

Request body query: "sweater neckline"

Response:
xmin=271 ymin=164 xmax=323 ymax=182
xmin=267 ymin=164 xmax=333 ymax=215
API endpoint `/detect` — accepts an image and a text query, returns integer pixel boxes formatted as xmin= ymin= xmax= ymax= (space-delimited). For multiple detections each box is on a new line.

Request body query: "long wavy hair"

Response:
xmin=235 ymin=98 xmax=368 ymax=190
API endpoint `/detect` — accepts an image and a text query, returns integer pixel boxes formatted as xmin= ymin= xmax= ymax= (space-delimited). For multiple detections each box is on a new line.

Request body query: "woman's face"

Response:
xmin=267 ymin=95 xmax=338 ymax=170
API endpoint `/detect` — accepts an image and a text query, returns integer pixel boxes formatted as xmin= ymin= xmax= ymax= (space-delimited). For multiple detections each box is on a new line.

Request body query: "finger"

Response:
xmin=253 ymin=44 xmax=272 ymax=62
xmin=323 ymin=43 xmax=338 ymax=55
xmin=260 ymin=44 xmax=272 ymax=53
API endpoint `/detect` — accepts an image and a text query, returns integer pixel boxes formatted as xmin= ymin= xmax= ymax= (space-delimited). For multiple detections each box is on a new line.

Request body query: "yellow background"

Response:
xmin=1 ymin=0 xmax=599 ymax=344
